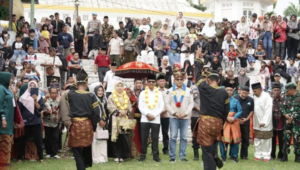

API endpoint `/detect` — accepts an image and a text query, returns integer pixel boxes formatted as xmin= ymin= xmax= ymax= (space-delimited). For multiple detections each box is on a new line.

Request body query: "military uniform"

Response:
xmin=281 ymin=83 xmax=300 ymax=162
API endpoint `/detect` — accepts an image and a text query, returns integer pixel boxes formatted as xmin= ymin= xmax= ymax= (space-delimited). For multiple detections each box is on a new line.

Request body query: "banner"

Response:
xmin=1 ymin=0 xmax=24 ymax=20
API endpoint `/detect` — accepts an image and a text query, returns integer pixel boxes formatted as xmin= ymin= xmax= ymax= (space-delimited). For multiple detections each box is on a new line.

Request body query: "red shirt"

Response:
xmin=94 ymin=54 xmax=111 ymax=68
xmin=66 ymin=54 xmax=73 ymax=62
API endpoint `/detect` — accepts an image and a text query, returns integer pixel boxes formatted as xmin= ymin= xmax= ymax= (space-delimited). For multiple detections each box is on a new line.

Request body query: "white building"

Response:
xmin=22 ymin=0 xmax=213 ymax=28
xmin=201 ymin=0 xmax=277 ymax=21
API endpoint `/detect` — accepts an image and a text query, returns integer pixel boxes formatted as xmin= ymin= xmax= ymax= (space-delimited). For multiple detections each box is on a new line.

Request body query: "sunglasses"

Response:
xmin=176 ymin=79 xmax=184 ymax=81
xmin=148 ymin=81 xmax=156 ymax=83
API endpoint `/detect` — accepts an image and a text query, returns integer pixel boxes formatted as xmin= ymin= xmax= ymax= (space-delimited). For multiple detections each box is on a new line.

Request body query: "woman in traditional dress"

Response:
xmin=107 ymin=81 xmax=132 ymax=163
xmin=17 ymin=81 xmax=44 ymax=163
xmin=124 ymin=87 xmax=141 ymax=158
xmin=92 ymin=85 xmax=108 ymax=163
xmin=0 ymin=72 xmax=14 ymax=166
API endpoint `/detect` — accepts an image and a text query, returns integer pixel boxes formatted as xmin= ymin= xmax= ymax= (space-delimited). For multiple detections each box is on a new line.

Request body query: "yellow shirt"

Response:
xmin=41 ymin=30 xmax=50 ymax=39
xmin=12 ymin=22 xmax=17 ymax=32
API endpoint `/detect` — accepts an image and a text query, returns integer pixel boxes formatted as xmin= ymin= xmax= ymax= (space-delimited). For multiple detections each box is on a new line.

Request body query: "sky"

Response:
xmin=267 ymin=0 xmax=299 ymax=15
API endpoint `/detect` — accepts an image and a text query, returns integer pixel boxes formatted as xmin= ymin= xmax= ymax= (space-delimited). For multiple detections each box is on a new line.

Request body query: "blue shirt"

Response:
xmin=230 ymin=97 xmax=242 ymax=120
xmin=169 ymin=40 xmax=179 ymax=50
xmin=57 ymin=32 xmax=73 ymax=49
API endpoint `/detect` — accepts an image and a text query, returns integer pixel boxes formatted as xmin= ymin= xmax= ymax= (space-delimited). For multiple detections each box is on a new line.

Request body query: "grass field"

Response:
xmin=9 ymin=142 xmax=300 ymax=170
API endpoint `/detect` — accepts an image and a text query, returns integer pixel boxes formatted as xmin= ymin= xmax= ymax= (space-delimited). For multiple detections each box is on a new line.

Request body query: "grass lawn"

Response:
xmin=10 ymin=141 xmax=299 ymax=170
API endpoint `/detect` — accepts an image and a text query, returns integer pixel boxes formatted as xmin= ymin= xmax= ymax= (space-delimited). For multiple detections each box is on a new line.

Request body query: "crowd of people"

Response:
xmin=0 ymin=10 xmax=300 ymax=170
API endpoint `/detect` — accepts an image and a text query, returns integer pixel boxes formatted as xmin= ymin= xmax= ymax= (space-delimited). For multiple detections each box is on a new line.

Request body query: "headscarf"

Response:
xmin=19 ymin=81 xmax=41 ymax=114
xmin=0 ymin=72 xmax=12 ymax=89
xmin=40 ymin=17 xmax=47 ymax=25
xmin=288 ymin=14 xmax=298 ymax=29
xmin=94 ymin=85 xmax=107 ymax=120
xmin=38 ymin=35 xmax=49 ymax=51
xmin=201 ymin=20 xmax=216 ymax=37
xmin=238 ymin=68 xmax=250 ymax=86
xmin=160 ymin=22 xmax=171 ymax=38
xmin=112 ymin=81 xmax=127 ymax=107
xmin=8 ymin=60 xmax=17 ymax=76
xmin=151 ymin=20 xmax=162 ymax=39
xmin=239 ymin=16 xmax=247 ymax=26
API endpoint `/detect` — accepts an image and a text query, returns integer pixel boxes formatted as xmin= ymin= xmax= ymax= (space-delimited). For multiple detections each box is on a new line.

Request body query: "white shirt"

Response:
xmin=253 ymin=91 xmax=273 ymax=131
xmin=15 ymin=42 xmax=23 ymax=49
xmin=139 ymin=25 xmax=151 ymax=33
xmin=103 ymin=70 xmax=123 ymax=92
xmin=138 ymin=88 xmax=165 ymax=124
xmin=43 ymin=55 xmax=63 ymax=77
xmin=26 ymin=53 xmax=37 ymax=65
xmin=236 ymin=22 xmax=250 ymax=38
xmin=109 ymin=37 xmax=123 ymax=55
xmin=222 ymin=40 xmax=237 ymax=52
xmin=0 ymin=37 xmax=12 ymax=48
xmin=249 ymin=20 xmax=260 ymax=40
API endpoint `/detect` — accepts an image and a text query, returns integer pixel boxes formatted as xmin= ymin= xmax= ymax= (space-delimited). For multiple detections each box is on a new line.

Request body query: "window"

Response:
xmin=243 ymin=9 xmax=253 ymax=21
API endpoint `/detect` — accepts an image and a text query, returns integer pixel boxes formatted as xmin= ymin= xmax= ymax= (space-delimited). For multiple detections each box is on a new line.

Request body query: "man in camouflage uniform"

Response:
xmin=281 ymin=83 xmax=300 ymax=163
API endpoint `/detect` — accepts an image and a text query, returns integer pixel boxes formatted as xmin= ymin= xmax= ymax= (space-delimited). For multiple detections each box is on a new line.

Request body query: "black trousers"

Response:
xmin=18 ymin=124 xmax=44 ymax=160
xmin=88 ymin=36 xmax=93 ymax=54
xmin=44 ymin=125 xmax=59 ymax=156
xmin=161 ymin=118 xmax=169 ymax=152
xmin=72 ymin=146 xmax=92 ymax=170
xmin=271 ymin=130 xmax=284 ymax=159
xmin=201 ymin=140 xmax=218 ymax=170
xmin=75 ymin=39 xmax=84 ymax=59
xmin=274 ymin=69 xmax=291 ymax=83
xmin=191 ymin=117 xmax=200 ymax=149
xmin=287 ymin=37 xmax=298 ymax=60
xmin=240 ymin=124 xmax=250 ymax=158
xmin=140 ymin=123 xmax=160 ymax=159
xmin=1 ymin=48 xmax=13 ymax=60
xmin=154 ymin=50 xmax=165 ymax=67
xmin=51 ymin=36 xmax=58 ymax=48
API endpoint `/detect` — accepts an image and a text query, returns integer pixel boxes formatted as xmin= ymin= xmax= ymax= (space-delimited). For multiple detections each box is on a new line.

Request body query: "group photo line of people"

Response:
xmin=0 ymin=10 xmax=300 ymax=170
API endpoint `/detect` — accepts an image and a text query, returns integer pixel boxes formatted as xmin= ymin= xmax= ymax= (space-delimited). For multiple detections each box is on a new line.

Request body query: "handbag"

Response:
xmin=46 ymin=56 xmax=55 ymax=76
xmin=94 ymin=127 xmax=109 ymax=140
xmin=259 ymin=31 xmax=265 ymax=40
xmin=274 ymin=32 xmax=281 ymax=39
xmin=119 ymin=116 xmax=136 ymax=130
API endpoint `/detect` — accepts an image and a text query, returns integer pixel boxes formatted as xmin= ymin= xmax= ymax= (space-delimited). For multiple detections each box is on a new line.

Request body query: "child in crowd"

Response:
xmin=259 ymin=61 xmax=270 ymax=91
xmin=66 ymin=48 xmax=75 ymax=62
xmin=286 ymin=59 xmax=298 ymax=83
xmin=38 ymin=36 xmax=49 ymax=54
xmin=41 ymin=24 xmax=51 ymax=45
xmin=188 ymin=27 xmax=197 ymax=43
xmin=210 ymin=56 xmax=221 ymax=71
xmin=226 ymin=45 xmax=237 ymax=68
xmin=11 ymin=34 xmax=26 ymax=63
xmin=267 ymin=60 xmax=274 ymax=75
xmin=68 ymin=52 xmax=83 ymax=78
xmin=25 ymin=46 xmax=37 ymax=65
xmin=246 ymin=42 xmax=255 ymax=70
xmin=254 ymin=44 xmax=265 ymax=61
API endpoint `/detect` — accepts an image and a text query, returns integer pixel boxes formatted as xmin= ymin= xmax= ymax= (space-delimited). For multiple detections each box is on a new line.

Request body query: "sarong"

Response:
xmin=220 ymin=112 xmax=242 ymax=144
xmin=68 ymin=118 xmax=93 ymax=148
xmin=193 ymin=115 xmax=223 ymax=147
xmin=0 ymin=134 xmax=12 ymax=165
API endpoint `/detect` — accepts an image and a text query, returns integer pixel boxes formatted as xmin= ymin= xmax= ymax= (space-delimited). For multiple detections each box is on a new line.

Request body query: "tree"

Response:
xmin=186 ymin=0 xmax=207 ymax=12
xmin=283 ymin=2 xmax=300 ymax=17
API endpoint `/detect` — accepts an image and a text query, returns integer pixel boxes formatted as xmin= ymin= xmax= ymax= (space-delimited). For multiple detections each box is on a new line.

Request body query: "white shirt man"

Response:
xmin=252 ymin=82 xmax=273 ymax=162
xmin=138 ymin=74 xmax=164 ymax=162
xmin=103 ymin=64 xmax=123 ymax=97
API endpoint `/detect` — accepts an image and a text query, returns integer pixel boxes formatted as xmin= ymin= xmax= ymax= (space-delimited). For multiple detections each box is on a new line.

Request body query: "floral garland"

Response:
xmin=145 ymin=87 xmax=159 ymax=109
xmin=112 ymin=90 xmax=129 ymax=110
xmin=173 ymin=83 xmax=186 ymax=107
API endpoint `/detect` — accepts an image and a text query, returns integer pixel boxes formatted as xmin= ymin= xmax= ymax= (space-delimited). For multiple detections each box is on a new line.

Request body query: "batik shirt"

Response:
xmin=102 ymin=24 xmax=114 ymax=42
xmin=273 ymin=97 xmax=284 ymax=130
xmin=43 ymin=98 xmax=60 ymax=127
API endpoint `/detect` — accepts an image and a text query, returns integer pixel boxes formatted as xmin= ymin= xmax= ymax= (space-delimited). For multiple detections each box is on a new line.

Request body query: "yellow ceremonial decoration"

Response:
xmin=172 ymin=91 xmax=185 ymax=96
xmin=145 ymin=87 xmax=159 ymax=110
xmin=112 ymin=91 xmax=129 ymax=110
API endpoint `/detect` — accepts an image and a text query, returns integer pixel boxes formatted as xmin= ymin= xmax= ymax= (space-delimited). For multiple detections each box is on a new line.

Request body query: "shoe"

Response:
xmin=170 ymin=159 xmax=176 ymax=163
xmin=139 ymin=158 xmax=145 ymax=162
xmin=280 ymin=154 xmax=288 ymax=162
xmin=45 ymin=155 xmax=51 ymax=159
xmin=180 ymin=158 xmax=189 ymax=162
xmin=233 ymin=158 xmax=239 ymax=163
xmin=254 ymin=157 xmax=260 ymax=161
xmin=163 ymin=150 xmax=169 ymax=155
xmin=241 ymin=157 xmax=248 ymax=160
xmin=222 ymin=158 xmax=226 ymax=162
xmin=193 ymin=149 xmax=199 ymax=161
xmin=153 ymin=158 xmax=162 ymax=162
xmin=263 ymin=159 xmax=270 ymax=162
xmin=114 ymin=158 xmax=119 ymax=163
xmin=52 ymin=155 xmax=60 ymax=159
xmin=214 ymin=157 xmax=223 ymax=169
xmin=119 ymin=158 xmax=124 ymax=163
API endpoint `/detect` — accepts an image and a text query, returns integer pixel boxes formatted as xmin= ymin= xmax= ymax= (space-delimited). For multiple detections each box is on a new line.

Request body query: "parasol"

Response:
xmin=115 ymin=61 xmax=159 ymax=79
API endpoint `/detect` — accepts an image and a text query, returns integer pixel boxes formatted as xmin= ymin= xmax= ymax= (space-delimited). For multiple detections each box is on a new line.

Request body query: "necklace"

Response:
xmin=112 ymin=91 xmax=129 ymax=110
xmin=145 ymin=87 xmax=159 ymax=109
xmin=172 ymin=84 xmax=186 ymax=107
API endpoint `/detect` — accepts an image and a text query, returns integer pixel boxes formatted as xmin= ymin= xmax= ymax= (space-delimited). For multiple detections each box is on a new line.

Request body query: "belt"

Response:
xmin=72 ymin=117 xmax=88 ymax=121
xmin=201 ymin=115 xmax=220 ymax=119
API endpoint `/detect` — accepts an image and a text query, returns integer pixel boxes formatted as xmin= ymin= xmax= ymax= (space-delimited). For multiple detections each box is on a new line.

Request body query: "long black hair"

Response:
xmin=65 ymin=17 xmax=71 ymax=27
xmin=172 ymin=34 xmax=181 ymax=48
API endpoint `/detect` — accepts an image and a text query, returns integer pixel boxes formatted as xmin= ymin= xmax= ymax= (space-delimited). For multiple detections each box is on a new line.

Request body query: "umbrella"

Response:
xmin=115 ymin=61 xmax=159 ymax=79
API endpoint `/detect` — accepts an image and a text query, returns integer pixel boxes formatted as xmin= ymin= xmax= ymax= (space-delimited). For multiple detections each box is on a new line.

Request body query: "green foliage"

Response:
xmin=186 ymin=0 xmax=207 ymax=12
xmin=283 ymin=3 xmax=300 ymax=17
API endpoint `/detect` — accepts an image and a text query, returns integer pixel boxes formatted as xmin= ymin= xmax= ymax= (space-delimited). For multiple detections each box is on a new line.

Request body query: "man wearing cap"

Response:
xmin=252 ymin=82 xmax=273 ymax=162
xmin=88 ymin=28 xmax=103 ymax=60
xmin=268 ymin=73 xmax=285 ymax=93
xmin=165 ymin=72 xmax=193 ymax=162
xmin=156 ymin=73 xmax=170 ymax=155
xmin=102 ymin=16 xmax=114 ymax=49
xmin=103 ymin=62 xmax=123 ymax=97
xmin=194 ymin=70 xmax=229 ymax=170
xmin=67 ymin=69 xmax=101 ymax=170
xmin=249 ymin=13 xmax=260 ymax=49
xmin=234 ymin=86 xmax=254 ymax=160
xmin=138 ymin=74 xmax=164 ymax=162
xmin=219 ymin=83 xmax=242 ymax=163
xmin=281 ymin=83 xmax=300 ymax=163
xmin=86 ymin=13 xmax=102 ymax=53
xmin=51 ymin=12 xmax=65 ymax=48
xmin=270 ymin=84 xmax=284 ymax=160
